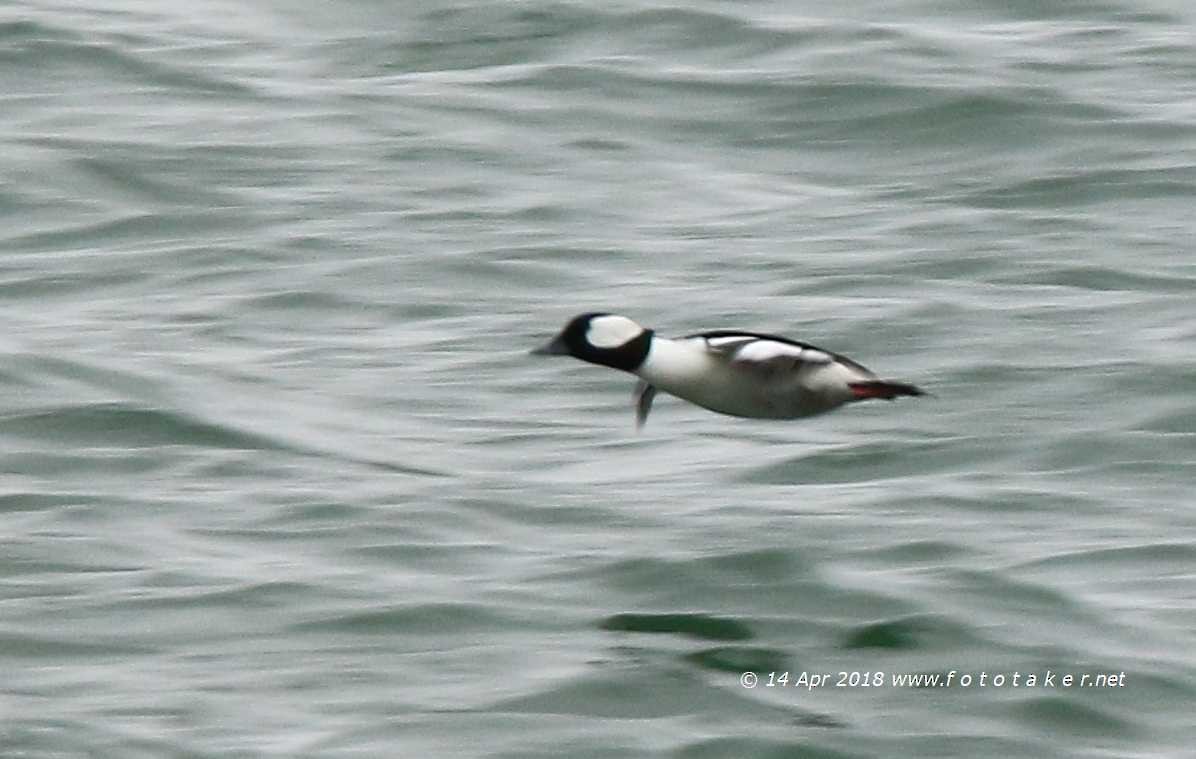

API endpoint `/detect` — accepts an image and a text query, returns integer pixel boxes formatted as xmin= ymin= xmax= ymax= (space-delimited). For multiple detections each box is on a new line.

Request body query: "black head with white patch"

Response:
xmin=532 ymin=312 xmax=653 ymax=372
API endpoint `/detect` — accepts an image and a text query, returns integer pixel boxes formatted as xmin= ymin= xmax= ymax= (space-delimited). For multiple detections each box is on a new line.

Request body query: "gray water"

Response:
xmin=2 ymin=1 xmax=1195 ymax=756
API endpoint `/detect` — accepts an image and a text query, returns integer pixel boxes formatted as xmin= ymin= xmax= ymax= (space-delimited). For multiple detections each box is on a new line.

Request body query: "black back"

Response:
xmin=689 ymin=329 xmax=874 ymax=375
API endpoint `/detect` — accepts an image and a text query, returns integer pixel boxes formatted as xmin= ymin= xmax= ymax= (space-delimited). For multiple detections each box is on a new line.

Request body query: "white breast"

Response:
xmin=633 ymin=337 xmax=710 ymax=401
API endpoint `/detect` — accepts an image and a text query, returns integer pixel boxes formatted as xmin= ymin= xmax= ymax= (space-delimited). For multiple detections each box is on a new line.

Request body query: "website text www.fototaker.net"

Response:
xmin=738 ymin=670 xmax=1127 ymax=691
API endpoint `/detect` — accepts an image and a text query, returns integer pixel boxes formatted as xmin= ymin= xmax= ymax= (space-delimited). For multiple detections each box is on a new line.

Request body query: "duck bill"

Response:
xmin=530 ymin=335 xmax=569 ymax=356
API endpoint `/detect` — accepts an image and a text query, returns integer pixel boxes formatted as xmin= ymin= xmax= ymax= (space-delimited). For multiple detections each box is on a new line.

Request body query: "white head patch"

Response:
xmin=586 ymin=315 xmax=643 ymax=349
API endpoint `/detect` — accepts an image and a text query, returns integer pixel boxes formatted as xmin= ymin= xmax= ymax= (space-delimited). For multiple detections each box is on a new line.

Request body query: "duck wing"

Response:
xmin=633 ymin=379 xmax=657 ymax=430
xmin=693 ymin=331 xmax=870 ymax=378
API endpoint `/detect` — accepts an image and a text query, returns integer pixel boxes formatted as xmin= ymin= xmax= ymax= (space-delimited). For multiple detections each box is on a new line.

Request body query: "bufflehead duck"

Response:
xmin=532 ymin=312 xmax=925 ymax=428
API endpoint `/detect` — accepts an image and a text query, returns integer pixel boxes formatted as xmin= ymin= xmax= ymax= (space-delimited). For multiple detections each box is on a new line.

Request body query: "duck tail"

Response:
xmin=849 ymin=381 xmax=926 ymax=400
